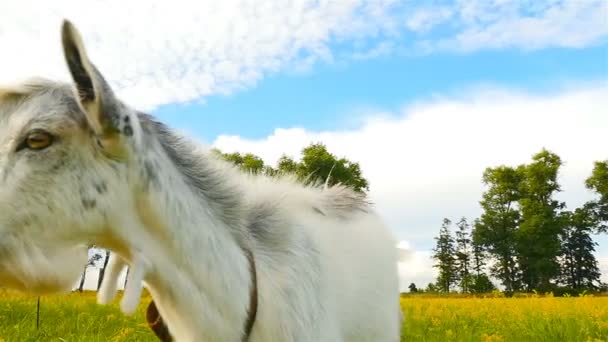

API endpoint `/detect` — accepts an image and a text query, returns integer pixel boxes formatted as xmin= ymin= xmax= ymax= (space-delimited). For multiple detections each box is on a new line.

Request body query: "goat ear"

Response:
xmin=61 ymin=20 xmax=121 ymax=139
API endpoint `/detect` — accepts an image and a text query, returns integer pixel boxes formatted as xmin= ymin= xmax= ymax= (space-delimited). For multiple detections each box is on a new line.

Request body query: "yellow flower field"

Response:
xmin=0 ymin=289 xmax=606 ymax=341
xmin=400 ymin=293 xmax=608 ymax=342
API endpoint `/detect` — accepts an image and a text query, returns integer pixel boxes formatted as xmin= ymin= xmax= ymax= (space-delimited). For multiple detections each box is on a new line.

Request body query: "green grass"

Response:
xmin=0 ymin=290 xmax=155 ymax=341
xmin=0 ymin=289 xmax=606 ymax=341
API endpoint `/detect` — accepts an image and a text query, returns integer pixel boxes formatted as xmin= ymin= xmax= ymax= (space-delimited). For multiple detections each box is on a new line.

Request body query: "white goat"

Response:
xmin=0 ymin=20 xmax=401 ymax=341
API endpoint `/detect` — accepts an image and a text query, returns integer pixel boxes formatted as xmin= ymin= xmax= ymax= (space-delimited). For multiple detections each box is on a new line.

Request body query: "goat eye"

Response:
xmin=24 ymin=131 xmax=54 ymax=150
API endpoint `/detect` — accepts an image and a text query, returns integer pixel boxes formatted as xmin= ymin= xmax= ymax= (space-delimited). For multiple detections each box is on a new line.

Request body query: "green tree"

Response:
xmin=295 ymin=143 xmax=369 ymax=193
xmin=276 ymin=155 xmax=298 ymax=174
xmin=455 ymin=217 xmax=472 ymax=293
xmin=469 ymin=223 xmax=495 ymax=293
xmin=585 ymin=160 xmax=608 ymax=233
xmin=214 ymin=150 xmax=268 ymax=174
xmin=559 ymin=208 xmax=601 ymax=290
xmin=470 ymin=223 xmax=487 ymax=278
xmin=432 ymin=218 xmax=458 ymax=293
xmin=474 ymin=165 xmax=523 ymax=292
xmin=425 ymin=283 xmax=438 ymax=293
xmin=214 ymin=143 xmax=370 ymax=194
xmin=408 ymin=283 xmax=418 ymax=293
xmin=470 ymin=274 xmax=496 ymax=293
xmin=516 ymin=149 xmax=564 ymax=291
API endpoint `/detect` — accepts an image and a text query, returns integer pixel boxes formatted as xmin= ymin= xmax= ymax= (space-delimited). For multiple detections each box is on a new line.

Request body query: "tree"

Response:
xmin=585 ymin=160 xmax=608 ymax=233
xmin=559 ymin=208 xmax=601 ymax=290
xmin=78 ymin=251 xmax=102 ymax=292
xmin=213 ymin=150 xmax=267 ymax=174
xmin=97 ymin=250 xmax=111 ymax=291
xmin=124 ymin=266 xmax=130 ymax=289
xmin=516 ymin=149 xmax=564 ymax=291
xmin=276 ymin=155 xmax=298 ymax=174
xmin=425 ymin=283 xmax=438 ymax=293
xmin=408 ymin=283 xmax=418 ymax=293
xmin=469 ymin=222 xmax=495 ymax=293
xmin=474 ymin=165 xmax=523 ymax=292
xmin=470 ymin=274 xmax=496 ymax=293
xmin=455 ymin=217 xmax=472 ymax=293
xmin=295 ymin=143 xmax=369 ymax=193
xmin=214 ymin=143 xmax=370 ymax=194
xmin=470 ymin=223 xmax=487 ymax=278
xmin=432 ymin=218 xmax=458 ymax=293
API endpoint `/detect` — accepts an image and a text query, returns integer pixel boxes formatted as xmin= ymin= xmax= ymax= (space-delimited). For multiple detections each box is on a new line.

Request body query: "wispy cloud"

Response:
xmin=212 ymin=82 xmax=608 ymax=287
xmin=412 ymin=0 xmax=608 ymax=53
xmin=1 ymin=1 xmax=606 ymax=110
xmin=0 ymin=0 xmax=402 ymax=110
xmin=406 ymin=6 xmax=454 ymax=33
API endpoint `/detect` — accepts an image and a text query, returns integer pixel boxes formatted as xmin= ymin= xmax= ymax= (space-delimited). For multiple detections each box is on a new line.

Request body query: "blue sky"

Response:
xmin=2 ymin=0 xmax=608 ymax=289
xmin=154 ymin=44 xmax=607 ymax=141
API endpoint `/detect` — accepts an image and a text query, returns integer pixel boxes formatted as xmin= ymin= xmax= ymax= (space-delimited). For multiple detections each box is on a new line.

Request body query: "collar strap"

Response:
xmin=242 ymin=247 xmax=258 ymax=341
xmin=145 ymin=248 xmax=258 ymax=342
xmin=146 ymin=248 xmax=258 ymax=342
xmin=146 ymin=300 xmax=173 ymax=342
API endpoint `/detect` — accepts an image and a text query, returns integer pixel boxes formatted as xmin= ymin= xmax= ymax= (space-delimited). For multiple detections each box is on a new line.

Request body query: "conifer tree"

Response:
xmin=432 ymin=218 xmax=458 ymax=293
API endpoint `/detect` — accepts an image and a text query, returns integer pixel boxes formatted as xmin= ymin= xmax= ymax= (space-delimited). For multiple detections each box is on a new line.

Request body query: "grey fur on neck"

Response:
xmin=137 ymin=112 xmax=246 ymax=231
xmin=137 ymin=111 xmax=371 ymax=230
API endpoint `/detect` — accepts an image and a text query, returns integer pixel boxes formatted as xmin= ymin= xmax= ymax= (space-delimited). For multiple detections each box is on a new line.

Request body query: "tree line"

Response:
xmin=423 ymin=149 xmax=607 ymax=295
xmin=209 ymin=143 xmax=369 ymax=193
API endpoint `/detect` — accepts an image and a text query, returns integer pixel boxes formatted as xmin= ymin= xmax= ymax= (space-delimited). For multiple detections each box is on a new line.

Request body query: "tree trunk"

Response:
xmin=78 ymin=265 xmax=88 ymax=292
xmin=124 ymin=266 xmax=129 ymax=290
xmin=97 ymin=250 xmax=110 ymax=291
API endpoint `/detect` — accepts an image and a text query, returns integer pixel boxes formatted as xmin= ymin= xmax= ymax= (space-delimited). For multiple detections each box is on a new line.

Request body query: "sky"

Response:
xmin=1 ymin=0 xmax=607 ymax=291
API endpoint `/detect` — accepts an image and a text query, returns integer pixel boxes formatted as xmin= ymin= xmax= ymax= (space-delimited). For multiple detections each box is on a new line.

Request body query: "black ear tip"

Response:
xmin=61 ymin=19 xmax=72 ymax=36
xmin=61 ymin=19 xmax=82 ymax=47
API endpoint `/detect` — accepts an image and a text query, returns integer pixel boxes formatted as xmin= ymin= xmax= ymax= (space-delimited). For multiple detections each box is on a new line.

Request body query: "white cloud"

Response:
xmin=0 ymin=0 xmax=399 ymax=110
xmin=600 ymin=256 xmax=608 ymax=284
xmin=213 ymin=82 xmax=608 ymax=288
xmin=398 ymin=247 xmax=436 ymax=291
xmin=413 ymin=0 xmax=608 ymax=53
xmin=406 ymin=6 xmax=453 ymax=33
xmin=1 ymin=1 xmax=606 ymax=111
xmin=397 ymin=240 xmax=437 ymax=291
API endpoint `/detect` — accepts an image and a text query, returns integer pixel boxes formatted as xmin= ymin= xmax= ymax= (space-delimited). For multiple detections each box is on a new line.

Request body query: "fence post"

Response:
xmin=36 ymin=296 xmax=40 ymax=329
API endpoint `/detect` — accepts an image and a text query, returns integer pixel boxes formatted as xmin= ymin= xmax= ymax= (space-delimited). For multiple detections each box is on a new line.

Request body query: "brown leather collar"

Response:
xmin=146 ymin=249 xmax=258 ymax=342
xmin=241 ymin=247 xmax=258 ymax=341
xmin=146 ymin=300 xmax=173 ymax=342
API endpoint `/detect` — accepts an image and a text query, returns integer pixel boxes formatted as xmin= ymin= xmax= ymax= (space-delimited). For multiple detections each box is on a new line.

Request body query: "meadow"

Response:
xmin=400 ymin=293 xmax=608 ymax=342
xmin=0 ymin=289 xmax=606 ymax=341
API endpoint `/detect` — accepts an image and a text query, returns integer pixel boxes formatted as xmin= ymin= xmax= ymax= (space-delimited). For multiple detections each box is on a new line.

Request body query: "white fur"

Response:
xmin=0 ymin=20 xmax=402 ymax=342
xmin=97 ymin=253 xmax=126 ymax=305
xmin=94 ymin=152 xmax=402 ymax=341
xmin=120 ymin=255 xmax=146 ymax=314
xmin=97 ymin=250 xmax=147 ymax=314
